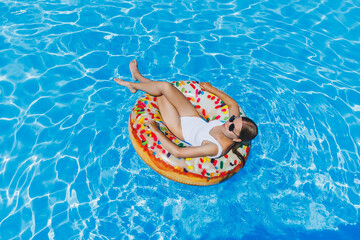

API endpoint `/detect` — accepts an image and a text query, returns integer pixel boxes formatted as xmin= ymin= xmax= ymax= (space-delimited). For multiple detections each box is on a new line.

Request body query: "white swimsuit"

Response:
xmin=180 ymin=117 xmax=224 ymax=158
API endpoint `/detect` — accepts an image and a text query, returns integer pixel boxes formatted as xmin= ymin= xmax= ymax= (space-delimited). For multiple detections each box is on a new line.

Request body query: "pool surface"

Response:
xmin=1 ymin=0 xmax=360 ymax=239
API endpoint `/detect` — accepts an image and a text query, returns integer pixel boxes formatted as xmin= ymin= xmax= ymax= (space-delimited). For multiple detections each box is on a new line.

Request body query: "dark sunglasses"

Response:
xmin=229 ymin=115 xmax=240 ymax=138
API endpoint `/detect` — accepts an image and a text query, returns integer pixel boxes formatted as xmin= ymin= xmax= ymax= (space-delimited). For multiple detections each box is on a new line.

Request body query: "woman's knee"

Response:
xmin=160 ymin=81 xmax=175 ymax=92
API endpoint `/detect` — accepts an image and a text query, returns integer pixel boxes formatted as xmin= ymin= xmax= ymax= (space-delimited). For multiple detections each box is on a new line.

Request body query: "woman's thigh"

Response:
xmin=152 ymin=82 xmax=201 ymax=140
xmin=160 ymin=82 xmax=200 ymax=118
xmin=157 ymin=96 xmax=185 ymax=140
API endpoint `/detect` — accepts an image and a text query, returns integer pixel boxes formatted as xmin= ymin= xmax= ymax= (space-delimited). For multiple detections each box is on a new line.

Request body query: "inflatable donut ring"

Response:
xmin=128 ymin=81 xmax=251 ymax=186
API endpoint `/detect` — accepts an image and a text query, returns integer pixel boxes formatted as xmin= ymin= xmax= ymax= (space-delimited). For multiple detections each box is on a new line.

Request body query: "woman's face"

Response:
xmin=224 ymin=116 xmax=243 ymax=140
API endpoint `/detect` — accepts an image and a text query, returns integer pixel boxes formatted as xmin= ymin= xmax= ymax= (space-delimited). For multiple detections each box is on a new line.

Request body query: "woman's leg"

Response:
xmin=115 ymin=79 xmax=199 ymax=117
xmin=122 ymin=60 xmax=200 ymax=139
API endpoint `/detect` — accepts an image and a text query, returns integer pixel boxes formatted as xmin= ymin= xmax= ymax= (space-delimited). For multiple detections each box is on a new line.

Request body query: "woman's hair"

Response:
xmin=231 ymin=141 xmax=247 ymax=168
xmin=239 ymin=117 xmax=258 ymax=142
xmin=229 ymin=117 xmax=257 ymax=168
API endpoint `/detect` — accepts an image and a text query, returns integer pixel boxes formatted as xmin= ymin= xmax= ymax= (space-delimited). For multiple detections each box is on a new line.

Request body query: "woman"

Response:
xmin=115 ymin=60 xmax=258 ymax=159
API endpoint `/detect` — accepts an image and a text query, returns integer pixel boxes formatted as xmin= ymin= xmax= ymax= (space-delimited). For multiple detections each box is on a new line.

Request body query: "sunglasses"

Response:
xmin=229 ymin=115 xmax=240 ymax=138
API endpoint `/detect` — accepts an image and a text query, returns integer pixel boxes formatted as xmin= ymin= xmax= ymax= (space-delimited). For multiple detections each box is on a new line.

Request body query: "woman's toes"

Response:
xmin=114 ymin=78 xmax=123 ymax=84
xmin=114 ymin=78 xmax=137 ymax=93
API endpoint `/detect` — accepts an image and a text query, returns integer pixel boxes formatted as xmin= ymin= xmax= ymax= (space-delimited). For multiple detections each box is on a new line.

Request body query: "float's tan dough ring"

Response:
xmin=128 ymin=81 xmax=251 ymax=186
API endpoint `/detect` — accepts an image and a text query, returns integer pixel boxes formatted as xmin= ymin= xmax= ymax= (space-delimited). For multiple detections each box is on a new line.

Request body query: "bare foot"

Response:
xmin=129 ymin=60 xmax=140 ymax=81
xmin=114 ymin=78 xmax=137 ymax=93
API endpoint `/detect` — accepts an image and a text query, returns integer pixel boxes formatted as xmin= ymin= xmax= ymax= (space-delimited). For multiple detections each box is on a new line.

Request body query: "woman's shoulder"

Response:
xmin=208 ymin=119 xmax=225 ymax=126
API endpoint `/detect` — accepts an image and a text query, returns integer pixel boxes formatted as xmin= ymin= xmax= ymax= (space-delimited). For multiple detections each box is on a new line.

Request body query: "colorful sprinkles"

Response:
xmin=129 ymin=81 xmax=250 ymax=180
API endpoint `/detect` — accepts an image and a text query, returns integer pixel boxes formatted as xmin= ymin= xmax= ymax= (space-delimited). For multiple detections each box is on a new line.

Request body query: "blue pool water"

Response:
xmin=1 ymin=0 xmax=360 ymax=239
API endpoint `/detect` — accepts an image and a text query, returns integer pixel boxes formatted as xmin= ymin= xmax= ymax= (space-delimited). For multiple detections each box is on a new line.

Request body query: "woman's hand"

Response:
xmin=145 ymin=120 xmax=181 ymax=156
xmin=147 ymin=120 xmax=160 ymax=134
xmin=199 ymin=82 xmax=214 ymax=92
xmin=200 ymin=82 xmax=240 ymax=117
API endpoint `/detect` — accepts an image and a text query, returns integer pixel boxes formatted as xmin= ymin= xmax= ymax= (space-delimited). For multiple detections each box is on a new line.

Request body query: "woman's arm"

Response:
xmin=175 ymin=143 xmax=218 ymax=158
xmin=200 ymin=82 xmax=240 ymax=117
xmin=148 ymin=121 xmax=218 ymax=158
